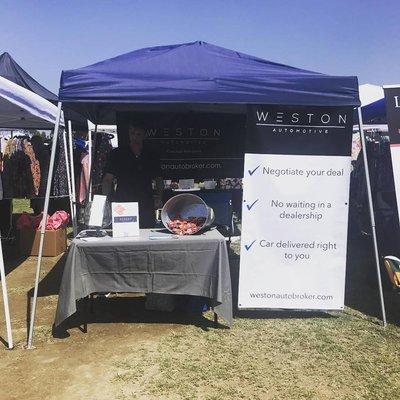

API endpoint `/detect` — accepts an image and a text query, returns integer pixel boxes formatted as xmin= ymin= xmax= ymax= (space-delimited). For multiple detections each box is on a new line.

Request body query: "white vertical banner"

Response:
xmin=238 ymin=105 xmax=354 ymax=310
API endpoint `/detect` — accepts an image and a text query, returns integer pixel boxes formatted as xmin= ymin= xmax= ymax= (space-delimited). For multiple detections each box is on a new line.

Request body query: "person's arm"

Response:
xmin=102 ymin=173 xmax=115 ymax=197
xmin=150 ymin=151 xmax=164 ymax=209
xmin=102 ymin=149 xmax=118 ymax=198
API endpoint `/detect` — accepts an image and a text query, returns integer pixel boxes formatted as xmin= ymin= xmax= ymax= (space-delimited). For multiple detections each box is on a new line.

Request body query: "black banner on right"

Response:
xmin=384 ymin=85 xmax=400 ymax=223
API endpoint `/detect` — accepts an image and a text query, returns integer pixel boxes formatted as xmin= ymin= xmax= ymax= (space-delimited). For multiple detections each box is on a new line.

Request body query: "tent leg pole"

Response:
xmin=88 ymin=128 xmax=93 ymax=201
xmin=62 ymin=126 xmax=75 ymax=237
xmin=67 ymin=121 xmax=78 ymax=237
xmin=27 ymin=102 xmax=63 ymax=349
xmin=86 ymin=124 xmax=97 ymax=204
xmin=358 ymin=107 xmax=387 ymax=327
xmin=0 ymin=239 xmax=13 ymax=349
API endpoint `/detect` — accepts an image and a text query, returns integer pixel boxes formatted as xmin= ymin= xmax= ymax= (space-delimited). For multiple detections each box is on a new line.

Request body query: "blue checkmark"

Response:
xmin=245 ymin=240 xmax=256 ymax=251
xmin=246 ymin=199 xmax=259 ymax=211
xmin=248 ymin=165 xmax=260 ymax=176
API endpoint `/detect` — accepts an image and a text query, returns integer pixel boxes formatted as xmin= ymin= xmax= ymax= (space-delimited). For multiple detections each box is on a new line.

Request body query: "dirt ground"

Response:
xmin=1 ymin=235 xmax=400 ymax=400
xmin=0 ymin=244 xmax=199 ymax=400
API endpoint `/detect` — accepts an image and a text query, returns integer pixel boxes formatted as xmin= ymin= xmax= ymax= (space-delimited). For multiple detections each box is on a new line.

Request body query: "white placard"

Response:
xmin=238 ymin=154 xmax=351 ymax=310
xmin=112 ymin=202 xmax=139 ymax=238
xmin=88 ymin=195 xmax=107 ymax=227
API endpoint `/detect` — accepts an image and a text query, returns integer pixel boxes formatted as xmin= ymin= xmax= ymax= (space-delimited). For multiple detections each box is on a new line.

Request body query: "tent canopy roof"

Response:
xmin=0 ymin=76 xmax=63 ymax=129
xmin=0 ymin=51 xmax=88 ymax=130
xmin=359 ymin=83 xmax=384 ymax=107
xmin=0 ymin=52 xmax=58 ymax=102
xmin=361 ymin=97 xmax=386 ymax=124
xmin=59 ymin=41 xmax=360 ymax=119
xmin=353 ymin=84 xmax=388 ymax=124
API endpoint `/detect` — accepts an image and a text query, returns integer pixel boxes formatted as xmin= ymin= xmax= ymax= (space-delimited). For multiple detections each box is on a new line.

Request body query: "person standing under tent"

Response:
xmin=102 ymin=124 xmax=163 ymax=228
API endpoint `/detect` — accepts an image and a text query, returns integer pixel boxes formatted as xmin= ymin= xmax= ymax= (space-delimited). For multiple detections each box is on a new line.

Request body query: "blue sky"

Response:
xmin=1 ymin=0 xmax=399 ymax=93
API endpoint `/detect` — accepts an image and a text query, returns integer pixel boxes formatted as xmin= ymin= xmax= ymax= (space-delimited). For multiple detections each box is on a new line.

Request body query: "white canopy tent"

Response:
xmin=353 ymin=84 xmax=387 ymax=133
xmin=0 ymin=76 xmax=66 ymax=349
xmin=0 ymin=76 xmax=64 ymax=129
xmin=359 ymin=83 xmax=384 ymax=107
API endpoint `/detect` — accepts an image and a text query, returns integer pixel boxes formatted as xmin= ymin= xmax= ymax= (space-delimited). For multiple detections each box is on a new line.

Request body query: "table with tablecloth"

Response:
xmin=54 ymin=229 xmax=232 ymax=327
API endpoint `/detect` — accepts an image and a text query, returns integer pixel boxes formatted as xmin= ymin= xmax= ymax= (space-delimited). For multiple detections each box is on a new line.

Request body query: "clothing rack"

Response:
xmin=1 ymin=195 xmax=70 ymax=200
xmin=0 ymin=134 xmax=69 ymax=200
xmin=351 ymin=130 xmax=399 ymax=258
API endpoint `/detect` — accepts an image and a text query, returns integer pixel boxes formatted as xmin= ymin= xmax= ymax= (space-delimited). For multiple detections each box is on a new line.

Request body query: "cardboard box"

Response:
xmin=19 ymin=228 xmax=67 ymax=257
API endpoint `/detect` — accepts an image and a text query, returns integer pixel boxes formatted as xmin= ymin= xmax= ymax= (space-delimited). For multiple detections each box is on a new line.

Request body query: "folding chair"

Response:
xmin=383 ymin=256 xmax=400 ymax=290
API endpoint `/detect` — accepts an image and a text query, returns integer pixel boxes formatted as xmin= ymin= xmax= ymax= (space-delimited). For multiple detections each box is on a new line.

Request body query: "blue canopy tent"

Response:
xmin=353 ymin=97 xmax=386 ymax=125
xmin=58 ymin=41 xmax=360 ymax=123
xmin=31 ymin=41 xmax=385 ymax=348
xmin=361 ymin=98 xmax=386 ymax=124
xmin=0 ymin=52 xmax=58 ymax=102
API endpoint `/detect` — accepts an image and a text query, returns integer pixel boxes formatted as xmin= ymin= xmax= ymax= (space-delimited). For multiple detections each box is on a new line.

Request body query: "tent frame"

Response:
xmin=0 ymin=75 xmax=71 ymax=349
xmin=0 ymin=230 xmax=12 ymax=349
xmin=27 ymin=108 xmax=93 ymax=348
xmin=357 ymin=108 xmax=387 ymax=326
xmin=25 ymin=101 xmax=388 ymax=348
xmin=27 ymin=102 xmax=64 ymax=348
xmin=67 ymin=121 xmax=78 ymax=237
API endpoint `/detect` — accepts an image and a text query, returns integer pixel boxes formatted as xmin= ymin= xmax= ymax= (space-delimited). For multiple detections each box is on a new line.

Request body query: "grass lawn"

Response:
xmin=108 ymin=235 xmax=400 ymax=400
xmin=111 ymin=308 xmax=400 ymax=400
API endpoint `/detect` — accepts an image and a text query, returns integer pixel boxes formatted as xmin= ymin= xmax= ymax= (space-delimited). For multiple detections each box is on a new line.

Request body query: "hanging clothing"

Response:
xmin=79 ymin=153 xmax=90 ymax=204
xmin=350 ymin=131 xmax=400 ymax=256
xmin=31 ymin=135 xmax=50 ymax=197
xmin=75 ymin=133 xmax=113 ymax=203
xmin=23 ymin=140 xmax=41 ymax=196
xmin=0 ymin=132 xmax=68 ymax=199
xmin=73 ymin=144 xmax=86 ymax=201
xmin=2 ymin=138 xmax=34 ymax=198
xmin=92 ymin=134 xmax=112 ymax=193
xmin=51 ymin=128 xmax=69 ymax=197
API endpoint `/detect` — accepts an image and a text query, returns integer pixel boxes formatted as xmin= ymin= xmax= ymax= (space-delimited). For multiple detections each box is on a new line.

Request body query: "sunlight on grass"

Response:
xmin=111 ymin=312 xmax=400 ymax=400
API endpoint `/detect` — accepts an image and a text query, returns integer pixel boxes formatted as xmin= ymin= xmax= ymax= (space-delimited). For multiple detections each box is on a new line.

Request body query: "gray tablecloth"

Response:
xmin=54 ymin=229 xmax=232 ymax=327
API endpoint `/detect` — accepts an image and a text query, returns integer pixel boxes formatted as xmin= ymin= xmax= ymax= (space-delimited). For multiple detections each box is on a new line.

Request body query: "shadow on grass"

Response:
xmin=26 ymin=226 xmax=400 ymax=342
xmin=52 ymin=295 xmax=221 ymax=339
xmin=27 ymin=252 xmax=67 ymax=298
xmin=1 ymin=241 xmax=29 ymax=276
xmin=0 ymin=335 xmax=11 ymax=349
xmin=26 ymin=253 xmax=68 ymax=338
xmin=344 ymin=234 xmax=400 ymax=326
xmin=22 ymin=248 xmax=230 ymax=340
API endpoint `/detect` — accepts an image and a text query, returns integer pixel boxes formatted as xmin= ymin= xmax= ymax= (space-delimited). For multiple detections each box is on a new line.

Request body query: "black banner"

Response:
xmin=117 ymin=112 xmax=246 ymax=179
xmin=384 ymin=87 xmax=400 ymax=145
xmin=246 ymin=105 xmax=354 ymax=156
xmin=383 ymin=86 xmax=400 ymax=248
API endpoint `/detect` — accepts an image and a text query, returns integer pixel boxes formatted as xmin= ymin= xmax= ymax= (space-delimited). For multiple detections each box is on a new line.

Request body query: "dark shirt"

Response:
xmin=104 ymin=147 xmax=161 ymax=203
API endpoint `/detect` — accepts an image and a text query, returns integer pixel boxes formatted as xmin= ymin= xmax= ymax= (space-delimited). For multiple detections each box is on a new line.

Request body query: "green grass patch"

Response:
xmin=111 ymin=311 xmax=400 ymax=399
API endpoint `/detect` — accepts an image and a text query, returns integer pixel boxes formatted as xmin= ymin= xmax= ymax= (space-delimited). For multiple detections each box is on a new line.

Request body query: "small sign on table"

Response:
xmin=112 ymin=202 xmax=139 ymax=238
